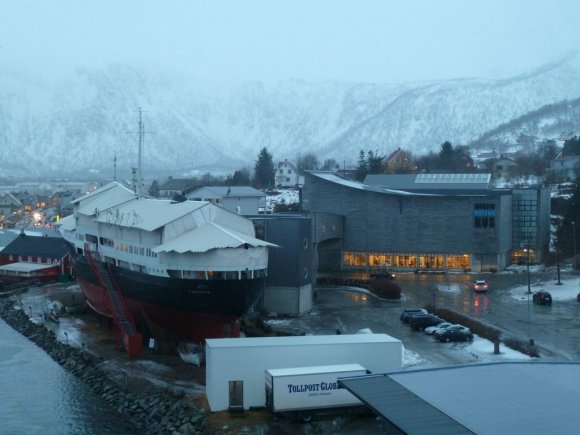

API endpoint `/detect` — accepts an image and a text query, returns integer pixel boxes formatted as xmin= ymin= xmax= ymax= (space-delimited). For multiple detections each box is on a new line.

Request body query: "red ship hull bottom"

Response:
xmin=78 ymin=278 xmax=241 ymax=343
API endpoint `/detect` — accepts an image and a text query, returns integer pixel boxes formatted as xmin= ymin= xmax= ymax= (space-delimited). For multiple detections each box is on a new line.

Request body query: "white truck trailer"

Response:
xmin=265 ymin=364 xmax=368 ymax=422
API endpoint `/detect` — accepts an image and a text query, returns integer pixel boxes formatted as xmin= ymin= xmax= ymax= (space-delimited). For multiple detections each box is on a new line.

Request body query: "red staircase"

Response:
xmin=84 ymin=244 xmax=142 ymax=357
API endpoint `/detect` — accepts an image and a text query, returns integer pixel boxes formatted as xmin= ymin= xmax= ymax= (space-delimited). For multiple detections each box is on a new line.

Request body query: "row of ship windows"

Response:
xmin=80 ymin=234 xmax=158 ymax=258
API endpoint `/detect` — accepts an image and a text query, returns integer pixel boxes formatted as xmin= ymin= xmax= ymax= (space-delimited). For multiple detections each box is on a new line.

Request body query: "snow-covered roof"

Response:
xmin=153 ymin=221 xmax=276 ymax=254
xmin=188 ymin=186 xmax=265 ymax=198
xmin=95 ymin=198 xmax=208 ymax=232
xmin=74 ymin=182 xmax=136 ymax=215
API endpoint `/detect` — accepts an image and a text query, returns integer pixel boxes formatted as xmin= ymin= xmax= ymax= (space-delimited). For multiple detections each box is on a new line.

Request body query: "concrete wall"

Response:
xmin=205 ymin=334 xmax=402 ymax=411
xmin=222 ymin=197 xmax=261 ymax=215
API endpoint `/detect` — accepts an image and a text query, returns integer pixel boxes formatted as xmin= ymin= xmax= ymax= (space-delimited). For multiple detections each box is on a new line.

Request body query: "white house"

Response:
xmin=275 ymin=160 xmax=301 ymax=187
xmin=550 ymin=154 xmax=580 ymax=181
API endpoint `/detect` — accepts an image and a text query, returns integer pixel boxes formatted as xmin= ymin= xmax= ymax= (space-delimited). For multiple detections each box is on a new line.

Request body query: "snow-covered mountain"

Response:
xmin=1 ymin=51 xmax=580 ymax=179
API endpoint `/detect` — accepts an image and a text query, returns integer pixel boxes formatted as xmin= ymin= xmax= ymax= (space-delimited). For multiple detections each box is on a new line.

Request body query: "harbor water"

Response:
xmin=0 ymin=319 xmax=137 ymax=435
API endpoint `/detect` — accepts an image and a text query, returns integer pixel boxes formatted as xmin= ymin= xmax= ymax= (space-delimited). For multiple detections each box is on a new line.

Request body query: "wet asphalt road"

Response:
xmin=278 ymin=270 xmax=580 ymax=366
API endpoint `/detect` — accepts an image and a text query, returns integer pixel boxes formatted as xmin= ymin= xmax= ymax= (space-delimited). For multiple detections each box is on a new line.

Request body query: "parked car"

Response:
xmin=409 ymin=314 xmax=444 ymax=331
xmin=473 ymin=279 xmax=488 ymax=292
xmin=435 ymin=325 xmax=474 ymax=342
xmin=370 ymin=270 xmax=396 ymax=280
xmin=425 ymin=322 xmax=454 ymax=335
xmin=400 ymin=308 xmax=427 ymax=323
xmin=533 ymin=290 xmax=552 ymax=305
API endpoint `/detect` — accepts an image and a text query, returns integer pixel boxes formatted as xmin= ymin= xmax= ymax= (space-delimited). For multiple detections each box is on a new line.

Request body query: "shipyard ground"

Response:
xmin=14 ymin=268 xmax=577 ymax=434
xmin=15 ymin=283 xmax=383 ymax=434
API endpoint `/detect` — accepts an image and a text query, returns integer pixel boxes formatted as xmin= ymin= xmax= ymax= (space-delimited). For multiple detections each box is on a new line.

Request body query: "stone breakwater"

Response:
xmin=0 ymin=299 xmax=208 ymax=435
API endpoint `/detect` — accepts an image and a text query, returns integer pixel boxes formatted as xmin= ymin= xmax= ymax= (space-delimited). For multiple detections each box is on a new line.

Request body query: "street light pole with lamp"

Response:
xmin=572 ymin=221 xmax=577 ymax=271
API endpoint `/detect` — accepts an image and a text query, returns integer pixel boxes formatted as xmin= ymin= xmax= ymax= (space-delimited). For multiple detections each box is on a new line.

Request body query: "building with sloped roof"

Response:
xmin=187 ymin=186 xmax=266 ymax=215
xmin=275 ymin=159 xmax=301 ymax=187
xmin=0 ymin=233 xmax=72 ymax=282
xmin=302 ymin=171 xmax=549 ymax=273
xmin=383 ymin=148 xmax=415 ymax=173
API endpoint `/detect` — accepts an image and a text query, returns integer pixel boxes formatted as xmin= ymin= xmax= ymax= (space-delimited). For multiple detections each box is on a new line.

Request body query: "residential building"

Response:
xmin=0 ymin=233 xmax=72 ymax=282
xmin=0 ymin=193 xmax=21 ymax=218
xmin=383 ymin=148 xmax=415 ymax=173
xmin=549 ymin=153 xmax=580 ymax=181
xmin=275 ymin=160 xmax=301 ymax=187
xmin=158 ymin=177 xmax=199 ymax=198
xmin=187 ymin=186 xmax=266 ymax=215
xmin=493 ymin=156 xmax=519 ymax=179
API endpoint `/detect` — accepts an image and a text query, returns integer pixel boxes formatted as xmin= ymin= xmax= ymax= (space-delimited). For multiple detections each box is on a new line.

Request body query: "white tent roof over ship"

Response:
xmin=64 ymin=181 xmax=276 ymax=255
xmin=153 ymin=221 xmax=275 ymax=254
xmin=95 ymin=197 xmax=209 ymax=231
xmin=74 ymin=182 xmax=136 ymax=216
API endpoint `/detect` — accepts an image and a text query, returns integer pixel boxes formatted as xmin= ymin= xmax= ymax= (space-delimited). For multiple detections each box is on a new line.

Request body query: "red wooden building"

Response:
xmin=0 ymin=233 xmax=71 ymax=283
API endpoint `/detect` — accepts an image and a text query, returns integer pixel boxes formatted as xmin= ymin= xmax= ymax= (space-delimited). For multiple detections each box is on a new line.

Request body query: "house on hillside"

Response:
xmin=158 ymin=177 xmax=199 ymax=198
xmin=275 ymin=160 xmax=301 ymax=187
xmin=0 ymin=233 xmax=72 ymax=283
xmin=384 ymin=148 xmax=415 ymax=172
xmin=549 ymin=153 xmax=580 ymax=181
xmin=454 ymin=146 xmax=475 ymax=171
xmin=186 ymin=186 xmax=266 ymax=215
xmin=492 ymin=156 xmax=519 ymax=179
xmin=0 ymin=193 xmax=21 ymax=218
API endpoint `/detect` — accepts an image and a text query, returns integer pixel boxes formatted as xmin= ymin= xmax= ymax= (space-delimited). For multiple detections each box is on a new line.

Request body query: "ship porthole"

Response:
xmin=304 ymin=267 xmax=309 ymax=279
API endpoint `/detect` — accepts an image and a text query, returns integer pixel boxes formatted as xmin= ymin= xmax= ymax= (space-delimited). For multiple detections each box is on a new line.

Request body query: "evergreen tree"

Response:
xmin=253 ymin=147 xmax=275 ymax=189
xmin=355 ymin=149 xmax=368 ymax=181
xmin=367 ymin=150 xmax=385 ymax=174
xmin=562 ymin=136 xmax=580 ymax=156
xmin=226 ymin=167 xmax=251 ymax=186
xmin=148 ymin=180 xmax=160 ymax=197
xmin=438 ymin=141 xmax=455 ymax=170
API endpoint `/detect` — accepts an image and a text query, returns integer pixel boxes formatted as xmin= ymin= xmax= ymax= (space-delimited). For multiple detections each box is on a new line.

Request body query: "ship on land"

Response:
xmin=57 ymin=114 xmax=274 ymax=357
xmin=58 ymin=181 xmax=274 ymax=356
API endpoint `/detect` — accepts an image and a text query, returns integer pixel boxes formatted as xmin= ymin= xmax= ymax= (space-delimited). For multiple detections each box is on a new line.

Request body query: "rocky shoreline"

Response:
xmin=0 ymin=298 xmax=208 ymax=435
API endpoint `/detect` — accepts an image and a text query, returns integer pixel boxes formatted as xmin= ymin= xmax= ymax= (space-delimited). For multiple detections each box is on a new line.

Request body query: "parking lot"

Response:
xmin=268 ymin=269 xmax=580 ymax=367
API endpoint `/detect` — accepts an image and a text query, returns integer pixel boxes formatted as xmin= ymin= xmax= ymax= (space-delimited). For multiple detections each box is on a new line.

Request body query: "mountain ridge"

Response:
xmin=1 ymin=52 xmax=580 ymax=179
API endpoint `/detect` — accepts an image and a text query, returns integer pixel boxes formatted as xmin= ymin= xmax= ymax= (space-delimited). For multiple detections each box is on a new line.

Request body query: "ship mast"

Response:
xmin=136 ymin=108 xmax=144 ymax=196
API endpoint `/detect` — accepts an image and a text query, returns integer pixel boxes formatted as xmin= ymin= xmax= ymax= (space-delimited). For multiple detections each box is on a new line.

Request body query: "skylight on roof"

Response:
xmin=415 ymin=173 xmax=491 ymax=184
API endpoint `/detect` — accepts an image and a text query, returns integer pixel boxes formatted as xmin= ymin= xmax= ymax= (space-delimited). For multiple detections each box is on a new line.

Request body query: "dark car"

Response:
xmin=409 ymin=314 xmax=443 ymax=331
xmin=370 ymin=271 xmax=396 ymax=280
xmin=533 ymin=291 xmax=552 ymax=305
xmin=400 ymin=308 xmax=427 ymax=322
xmin=435 ymin=325 xmax=474 ymax=342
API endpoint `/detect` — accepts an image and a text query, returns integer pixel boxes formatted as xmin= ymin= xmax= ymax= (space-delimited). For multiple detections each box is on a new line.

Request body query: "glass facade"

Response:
xmin=343 ymin=251 xmax=470 ymax=271
xmin=512 ymin=189 xmax=539 ymax=263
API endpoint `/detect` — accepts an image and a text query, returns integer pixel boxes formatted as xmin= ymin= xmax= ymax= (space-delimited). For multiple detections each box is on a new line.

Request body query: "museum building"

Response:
xmin=302 ymin=172 xmax=550 ymax=273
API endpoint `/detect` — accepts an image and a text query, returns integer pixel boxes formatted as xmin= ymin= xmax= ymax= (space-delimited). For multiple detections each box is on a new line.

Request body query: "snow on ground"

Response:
xmin=264 ymin=188 xmax=299 ymax=211
xmin=508 ymin=276 xmax=580 ymax=301
xmin=402 ymin=345 xmax=425 ymax=368
xmin=462 ymin=336 xmax=532 ymax=361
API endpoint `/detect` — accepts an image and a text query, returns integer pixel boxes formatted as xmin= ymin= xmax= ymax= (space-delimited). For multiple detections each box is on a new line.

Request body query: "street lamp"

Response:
xmin=526 ymin=243 xmax=531 ymax=294
xmin=573 ymin=221 xmax=577 ymax=271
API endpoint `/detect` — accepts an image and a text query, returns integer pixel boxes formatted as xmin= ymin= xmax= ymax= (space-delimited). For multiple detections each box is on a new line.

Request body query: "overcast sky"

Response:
xmin=2 ymin=0 xmax=580 ymax=83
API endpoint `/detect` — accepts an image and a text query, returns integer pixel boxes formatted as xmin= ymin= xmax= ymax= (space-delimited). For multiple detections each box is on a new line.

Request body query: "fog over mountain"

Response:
xmin=1 ymin=51 xmax=580 ymax=180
